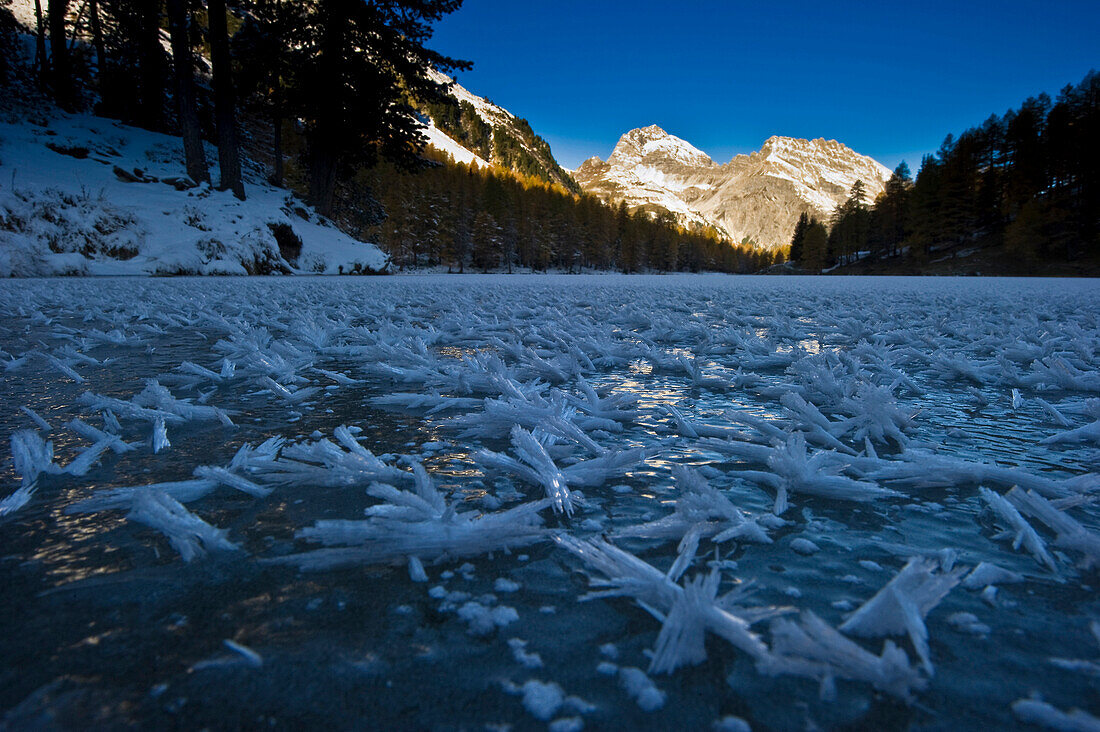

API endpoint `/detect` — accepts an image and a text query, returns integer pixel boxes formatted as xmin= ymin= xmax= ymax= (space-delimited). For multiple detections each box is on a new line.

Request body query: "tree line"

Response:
xmin=343 ymin=148 xmax=781 ymax=274
xmin=789 ymin=70 xmax=1099 ymax=272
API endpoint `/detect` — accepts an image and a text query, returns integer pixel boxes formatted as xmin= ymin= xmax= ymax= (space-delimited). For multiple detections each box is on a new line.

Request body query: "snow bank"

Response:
xmin=0 ymin=112 xmax=388 ymax=276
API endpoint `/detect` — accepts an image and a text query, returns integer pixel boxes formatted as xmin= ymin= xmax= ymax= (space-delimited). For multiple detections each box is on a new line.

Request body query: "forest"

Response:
xmin=789 ymin=70 xmax=1100 ymax=274
xmin=0 ymin=0 xmax=779 ymax=274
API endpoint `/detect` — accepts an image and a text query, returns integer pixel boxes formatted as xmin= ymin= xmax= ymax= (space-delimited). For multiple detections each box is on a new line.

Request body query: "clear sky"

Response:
xmin=429 ymin=0 xmax=1099 ymax=172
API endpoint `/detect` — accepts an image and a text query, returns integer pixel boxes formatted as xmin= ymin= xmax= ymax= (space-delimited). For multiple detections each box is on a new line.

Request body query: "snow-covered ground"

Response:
xmin=1 ymin=274 xmax=1099 ymax=729
xmin=0 ymin=111 xmax=388 ymax=275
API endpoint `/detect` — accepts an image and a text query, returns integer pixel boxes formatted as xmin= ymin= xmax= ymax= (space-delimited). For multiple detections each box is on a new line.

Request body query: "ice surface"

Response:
xmin=1 ymin=275 xmax=1099 ymax=728
xmin=1011 ymin=698 xmax=1100 ymax=731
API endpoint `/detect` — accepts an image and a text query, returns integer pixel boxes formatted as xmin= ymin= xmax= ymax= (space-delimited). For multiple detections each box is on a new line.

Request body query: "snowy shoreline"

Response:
xmin=0 ymin=111 xmax=389 ymax=278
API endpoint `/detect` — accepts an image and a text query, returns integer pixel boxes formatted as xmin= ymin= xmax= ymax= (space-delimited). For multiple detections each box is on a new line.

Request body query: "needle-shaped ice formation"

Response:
xmin=1006 ymin=488 xmax=1100 ymax=570
xmin=838 ymin=556 xmax=964 ymax=674
xmin=614 ymin=466 xmax=771 ymax=546
xmin=556 ymin=535 xmax=778 ymax=674
xmin=261 ymin=426 xmax=409 ymax=487
xmin=709 ymin=434 xmax=900 ymax=514
xmin=126 ymin=489 xmax=239 ymax=562
xmin=979 ymin=487 xmax=1058 ymax=573
xmin=475 ymin=425 xmax=651 ymax=515
xmin=1011 ymin=698 xmax=1100 ymax=731
xmin=759 ymin=611 xmax=927 ymax=702
xmin=268 ymin=463 xmax=551 ymax=570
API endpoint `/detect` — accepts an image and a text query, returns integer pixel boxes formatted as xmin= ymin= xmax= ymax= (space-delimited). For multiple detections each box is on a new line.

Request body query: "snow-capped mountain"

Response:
xmin=422 ymin=70 xmax=577 ymax=191
xmin=574 ymin=126 xmax=892 ymax=250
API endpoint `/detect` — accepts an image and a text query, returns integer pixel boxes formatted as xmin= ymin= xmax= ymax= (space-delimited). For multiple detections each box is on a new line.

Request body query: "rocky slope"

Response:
xmin=574 ymin=126 xmax=892 ymax=250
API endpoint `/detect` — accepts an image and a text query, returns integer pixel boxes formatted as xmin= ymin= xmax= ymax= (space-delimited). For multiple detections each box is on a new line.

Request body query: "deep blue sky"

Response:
xmin=430 ymin=0 xmax=1098 ymax=172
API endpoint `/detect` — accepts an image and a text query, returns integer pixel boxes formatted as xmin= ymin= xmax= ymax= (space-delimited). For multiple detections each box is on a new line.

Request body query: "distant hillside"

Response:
xmin=419 ymin=70 xmax=579 ymax=193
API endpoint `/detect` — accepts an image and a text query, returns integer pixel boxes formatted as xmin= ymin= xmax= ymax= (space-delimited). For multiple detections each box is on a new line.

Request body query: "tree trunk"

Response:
xmin=271 ymin=115 xmax=284 ymax=188
xmin=166 ymin=0 xmax=209 ymax=184
xmin=47 ymin=0 xmax=73 ymax=110
xmin=88 ymin=0 xmax=105 ymax=78
xmin=33 ymin=0 xmax=49 ymax=86
xmin=308 ymin=144 xmax=338 ymax=218
xmin=137 ymin=3 xmax=166 ymax=130
xmin=207 ymin=0 xmax=245 ymax=199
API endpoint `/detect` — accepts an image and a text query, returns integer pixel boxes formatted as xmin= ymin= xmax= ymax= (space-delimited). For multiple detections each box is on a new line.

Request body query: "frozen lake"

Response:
xmin=1 ymin=274 xmax=1099 ymax=730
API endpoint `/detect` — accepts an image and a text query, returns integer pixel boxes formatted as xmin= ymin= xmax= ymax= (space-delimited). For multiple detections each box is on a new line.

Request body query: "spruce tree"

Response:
xmin=166 ymin=0 xmax=209 ymax=184
xmin=235 ymin=0 xmax=306 ymax=188
xmin=47 ymin=0 xmax=74 ymax=109
xmin=32 ymin=0 xmax=48 ymax=88
xmin=789 ymin=211 xmax=810 ymax=263
xmin=801 ymin=220 xmax=829 ymax=272
xmin=208 ymin=0 xmax=245 ymax=199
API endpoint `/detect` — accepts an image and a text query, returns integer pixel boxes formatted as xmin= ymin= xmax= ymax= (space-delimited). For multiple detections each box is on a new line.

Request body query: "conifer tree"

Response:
xmin=789 ymin=212 xmax=810 ymax=263
xmin=801 ymin=220 xmax=829 ymax=272
xmin=166 ymin=0 xmax=209 ymax=184
xmin=869 ymin=162 xmax=911 ymax=258
xmin=471 ymin=210 xmax=502 ymax=271
xmin=208 ymin=0 xmax=245 ymax=199
xmin=46 ymin=0 xmax=74 ymax=109
xmin=234 ymin=0 xmax=303 ymax=188
xmin=32 ymin=0 xmax=48 ymax=87
xmin=290 ymin=0 xmax=468 ymax=217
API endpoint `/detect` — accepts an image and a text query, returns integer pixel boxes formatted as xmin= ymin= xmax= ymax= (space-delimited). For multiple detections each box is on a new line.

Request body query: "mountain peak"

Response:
xmin=630 ymin=124 xmax=670 ymax=140
xmin=609 ymin=125 xmax=714 ymax=169
xmin=577 ymin=127 xmax=892 ymax=250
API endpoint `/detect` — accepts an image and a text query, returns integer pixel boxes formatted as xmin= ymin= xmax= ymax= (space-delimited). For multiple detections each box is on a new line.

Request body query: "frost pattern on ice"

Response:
xmin=838 ymin=556 xmax=964 ymax=674
xmin=268 ymin=462 xmax=551 ymax=570
xmin=3 ymin=275 xmax=1100 ymax=726
xmin=126 ymin=490 xmax=239 ymax=562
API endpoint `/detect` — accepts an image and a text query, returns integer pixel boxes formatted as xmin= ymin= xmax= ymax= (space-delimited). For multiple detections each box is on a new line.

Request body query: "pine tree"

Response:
xmin=801 ymin=220 xmax=829 ymax=272
xmin=789 ymin=211 xmax=810 ymax=263
xmin=290 ymin=0 xmax=468 ymax=217
xmin=47 ymin=0 xmax=74 ymax=109
xmin=234 ymin=0 xmax=304 ymax=188
xmin=88 ymin=0 xmax=106 ymax=80
xmin=166 ymin=0 xmax=209 ymax=184
xmin=208 ymin=0 xmax=245 ymax=199
xmin=869 ymin=162 xmax=911 ymax=258
xmin=32 ymin=0 xmax=48 ymax=87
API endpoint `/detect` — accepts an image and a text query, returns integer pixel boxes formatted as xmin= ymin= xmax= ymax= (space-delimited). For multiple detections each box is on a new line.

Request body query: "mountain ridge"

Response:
xmin=420 ymin=70 xmax=579 ymax=192
xmin=574 ymin=125 xmax=892 ymax=249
